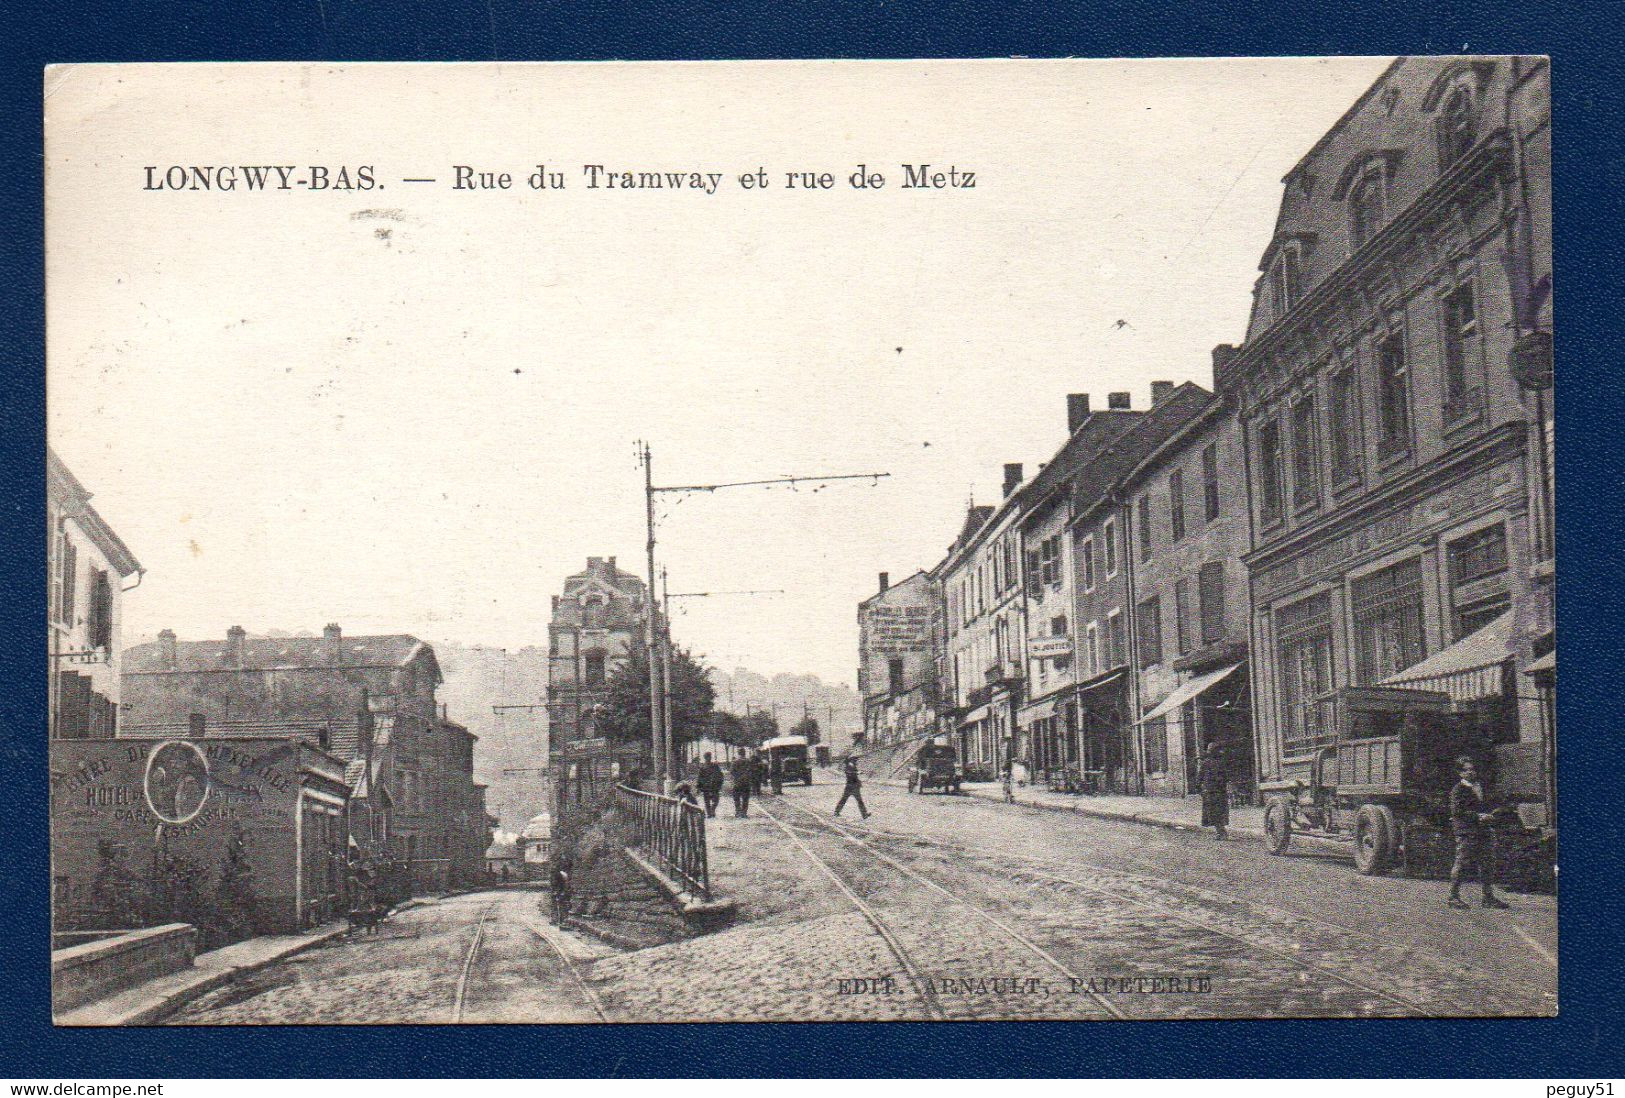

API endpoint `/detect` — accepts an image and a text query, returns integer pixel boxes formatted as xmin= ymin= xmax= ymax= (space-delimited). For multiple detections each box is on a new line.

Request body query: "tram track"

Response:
xmin=451 ymin=900 xmax=498 ymax=1022
xmin=795 ymin=801 xmax=1499 ymax=1017
xmin=521 ymin=908 xmax=613 ymax=1022
xmin=759 ymin=798 xmax=1128 ymax=1020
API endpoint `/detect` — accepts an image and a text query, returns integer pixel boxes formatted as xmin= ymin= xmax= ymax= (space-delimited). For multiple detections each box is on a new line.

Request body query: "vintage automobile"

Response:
xmin=908 ymin=740 xmax=963 ymax=794
xmin=763 ymin=735 xmax=813 ymax=786
xmin=1259 ymin=685 xmax=1537 ymax=876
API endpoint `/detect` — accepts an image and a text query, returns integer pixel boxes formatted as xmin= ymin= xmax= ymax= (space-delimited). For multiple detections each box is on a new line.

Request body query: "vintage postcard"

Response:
xmin=45 ymin=57 xmax=1554 ymax=1024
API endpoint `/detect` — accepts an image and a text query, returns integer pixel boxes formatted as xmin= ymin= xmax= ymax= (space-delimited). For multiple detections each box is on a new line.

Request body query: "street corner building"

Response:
xmin=547 ymin=556 xmax=653 ymax=806
xmin=114 ymin=626 xmax=491 ymax=899
xmin=50 ymin=735 xmax=351 ymax=940
xmin=854 ymin=569 xmax=944 ymax=775
xmin=1213 ymin=56 xmax=1554 ymax=821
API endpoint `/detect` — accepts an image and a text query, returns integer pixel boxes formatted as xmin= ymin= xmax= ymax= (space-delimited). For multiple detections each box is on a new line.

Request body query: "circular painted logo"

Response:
xmin=144 ymin=740 xmax=211 ymax=825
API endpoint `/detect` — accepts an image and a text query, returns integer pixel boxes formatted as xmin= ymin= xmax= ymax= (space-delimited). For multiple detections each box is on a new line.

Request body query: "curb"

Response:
xmin=58 ymin=923 xmax=350 ymax=1026
xmin=622 ymin=845 xmax=739 ymax=924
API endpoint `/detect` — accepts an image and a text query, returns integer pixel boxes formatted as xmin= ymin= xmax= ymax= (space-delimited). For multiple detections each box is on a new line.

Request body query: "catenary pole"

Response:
xmin=642 ymin=442 xmax=667 ymax=792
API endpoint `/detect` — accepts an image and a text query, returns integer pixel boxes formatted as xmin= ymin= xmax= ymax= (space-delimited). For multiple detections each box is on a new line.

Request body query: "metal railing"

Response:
xmin=614 ymin=783 xmax=710 ymax=900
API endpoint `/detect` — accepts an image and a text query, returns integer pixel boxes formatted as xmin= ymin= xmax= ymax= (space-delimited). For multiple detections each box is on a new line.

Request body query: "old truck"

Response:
xmin=1259 ymin=685 xmax=1530 ymax=876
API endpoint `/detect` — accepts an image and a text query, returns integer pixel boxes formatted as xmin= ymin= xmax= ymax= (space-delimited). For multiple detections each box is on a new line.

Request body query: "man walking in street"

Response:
xmin=834 ymin=755 xmax=870 ymax=819
xmin=730 ymin=754 xmax=753 ymax=818
xmin=697 ymin=753 xmax=725 ymax=818
xmin=549 ymin=857 xmax=572 ymax=925
xmin=1449 ymin=756 xmax=1510 ymax=909
xmin=1198 ymin=740 xmax=1229 ymax=841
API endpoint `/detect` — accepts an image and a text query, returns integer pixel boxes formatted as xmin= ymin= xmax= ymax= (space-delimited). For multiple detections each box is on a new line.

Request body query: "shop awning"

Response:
xmin=1136 ymin=662 xmax=1244 ymax=725
xmin=1382 ymin=610 xmax=1514 ymax=702
xmin=959 ymin=703 xmax=991 ymax=726
xmin=1018 ymin=697 xmax=1059 ymax=726
xmin=1524 ymin=650 xmax=1555 ymax=675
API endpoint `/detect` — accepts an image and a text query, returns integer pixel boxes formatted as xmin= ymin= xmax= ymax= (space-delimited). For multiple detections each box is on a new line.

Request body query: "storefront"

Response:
xmin=1136 ymin=661 xmax=1250 ymax=798
xmin=1248 ymin=437 xmax=1542 ymax=796
xmin=50 ymin=736 xmax=351 ymax=943
xmin=1073 ymin=667 xmax=1132 ymax=794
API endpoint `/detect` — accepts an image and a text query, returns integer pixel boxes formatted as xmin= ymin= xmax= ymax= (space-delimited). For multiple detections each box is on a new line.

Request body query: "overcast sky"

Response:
xmin=47 ymin=58 xmax=1393 ymax=689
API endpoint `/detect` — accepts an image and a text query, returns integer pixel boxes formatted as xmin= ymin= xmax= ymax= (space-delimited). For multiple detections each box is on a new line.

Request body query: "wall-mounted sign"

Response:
xmin=143 ymin=739 xmax=211 ymax=825
xmin=1027 ymin=636 xmax=1073 ymax=660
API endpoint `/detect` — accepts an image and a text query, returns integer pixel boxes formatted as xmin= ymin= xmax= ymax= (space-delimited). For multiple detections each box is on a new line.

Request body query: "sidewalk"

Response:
xmin=56 ymin=921 xmax=351 ymax=1026
xmin=894 ymin=776 xmax=1267 ymax=839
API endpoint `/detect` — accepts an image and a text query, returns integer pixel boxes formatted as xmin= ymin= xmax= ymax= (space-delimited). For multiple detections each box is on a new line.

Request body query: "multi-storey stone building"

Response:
xmin=1014 ymin=393 xmax=1143 ymax=782
xmin=1214 ymin=56 xmax=1553 ymax=808
xmin=1067 ymin=384 xmax=1213 ymax=795
xmin=1118 ymin=388 xmax=1254 ymax=798
xmin=940 ymin=472 xmax=1026 ymax=780
xmin=857 ymin=570 xmax=943 ymax=751
xmin=48 ymin=449 xmax=142 ymax=740
xmin=122 ymin=625 xmax=484 ymax=891
xmin=546 ymin=556 xmax=651 ymax=803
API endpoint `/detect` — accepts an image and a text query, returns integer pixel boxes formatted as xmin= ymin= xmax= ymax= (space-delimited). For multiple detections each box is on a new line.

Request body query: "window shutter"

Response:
xmin=62 ymin=540 xmax=78 ymax=626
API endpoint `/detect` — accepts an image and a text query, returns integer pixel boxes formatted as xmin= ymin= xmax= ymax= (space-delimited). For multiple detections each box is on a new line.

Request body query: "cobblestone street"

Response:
xmin=169 ymin=770 xmax=1556 ymax=1023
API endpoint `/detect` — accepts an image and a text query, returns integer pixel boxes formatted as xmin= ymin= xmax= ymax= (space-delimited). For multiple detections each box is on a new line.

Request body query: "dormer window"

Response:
xmin=1269 ymin=242 xmax=1303 ymax=318
xmin=1437 ymin=81 xmax=1478 ymax=168
xmin=1349 ymin=166 xmax=1387 ymax=251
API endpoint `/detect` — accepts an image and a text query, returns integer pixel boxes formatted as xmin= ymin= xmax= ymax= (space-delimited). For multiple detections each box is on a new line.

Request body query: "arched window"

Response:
xmin=1349 ymin=167 xmax=1386 ymax=251
xmin=1438 ymin=82 xmax=1477 ymax=168
xmin=583 ymin=649 xmax=607 ymax=688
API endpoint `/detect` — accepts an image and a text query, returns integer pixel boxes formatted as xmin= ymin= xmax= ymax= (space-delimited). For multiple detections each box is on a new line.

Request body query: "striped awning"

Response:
xmin=1382 ymin=611 xmax=1514 ymax=702
xmin=1136 ymin=662 xmax=1244 ymax=725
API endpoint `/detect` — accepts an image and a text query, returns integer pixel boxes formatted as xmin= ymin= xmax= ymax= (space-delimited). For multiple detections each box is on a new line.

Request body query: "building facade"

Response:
xmin=546 ymin=556 xmax=651 ymax=804
xmin=1067 ymin=385 xmax=1212 ymax=795
xmin=940 ymin=474 xmax=1026 ymax=781
xmin=1118 ymin=391 xmax=1254 ymax=798
xmin=48 ymin=449 xmax=142 ymax=740
xmin=122 ymin=625 xmax=476 ymax=892
xmin=1015 ymin=393 xmax=1143 ymax=783
xmin=50 ymin=734 xmax=351 ymax=938
xmin=857 ymin=570 xmax=943 ymax=751
xmin=1214 ymin=57 xmax=1553 ymax=808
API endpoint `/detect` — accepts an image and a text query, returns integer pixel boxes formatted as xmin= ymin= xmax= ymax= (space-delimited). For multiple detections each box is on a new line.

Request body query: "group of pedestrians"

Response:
xmin=683 ymin=751 xmax=870 ymax=821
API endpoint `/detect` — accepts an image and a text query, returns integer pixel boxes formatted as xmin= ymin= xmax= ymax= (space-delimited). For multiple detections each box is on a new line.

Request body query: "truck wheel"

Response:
xmin=1264 ymin=799 xmax=1293 ymax=855
xmin=1354 ymin=804 xmax=1396 ymax=875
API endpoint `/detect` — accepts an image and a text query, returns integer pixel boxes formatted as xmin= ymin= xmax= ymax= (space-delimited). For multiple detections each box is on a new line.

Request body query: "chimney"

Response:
xmin=158 ymin=628 xmax=177 ymax=669
xmin=551 ymin=595 xmax=560 ymax=612
xmin=587 ymin=556 xmax=604 ymax=569
xmin=1212 ymin=343 xmax=1238 ymax=374
xmin=1002 ymin=463 xmax=1024 ymax=498
xmin=1151 ymin=381 xmax=1175 ymax=407
xmin=1067 ymin=393 xmax=1091 ymax=433
xmin=608 ymin=556 xmax=617 ymax=572
xmin=1108 ymin=392 xmax=1132 ymax=410
xmin=323 ymin=623 xmax=342 ymax=664
xmin=188 ymin=713 xmax=206 ymax=738
xmin=878 ymin=572 xmax=890 ymax=593
xmin=226 ymin=625 xmax=247 ymax=667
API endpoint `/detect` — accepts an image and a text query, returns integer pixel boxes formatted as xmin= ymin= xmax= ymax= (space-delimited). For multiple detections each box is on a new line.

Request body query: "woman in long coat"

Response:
xmin=1197 ymin=741 xmax=1229 ymax=841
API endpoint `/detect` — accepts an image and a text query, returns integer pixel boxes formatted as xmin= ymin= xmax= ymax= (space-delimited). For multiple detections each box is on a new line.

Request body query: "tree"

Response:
xmin=741 ymin=711 xmax=779 ymax=747
xmin=598 ymin=643 xmax=717 ymax=749
xmin=789 ymin=716 xmax=821 ymax=745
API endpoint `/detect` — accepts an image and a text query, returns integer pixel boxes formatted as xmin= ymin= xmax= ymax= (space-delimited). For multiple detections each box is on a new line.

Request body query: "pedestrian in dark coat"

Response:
xmin=834 ymin=756 xmax=870 ymax=819
xmin=730 ymin=755 xmax=754 ymax=818
xmin=1448 ymin=756 xmax=1509 ymax=909
xmin=696 ymin=753 xmax=725 ymax=818
xmin=1198 ymin=741 xmax=1229 ymax=841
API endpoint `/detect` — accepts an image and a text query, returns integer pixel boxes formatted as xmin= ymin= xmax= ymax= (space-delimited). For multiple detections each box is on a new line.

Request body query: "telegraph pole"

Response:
xmin=640 ymin=441 xmax=666 ymax=793
xmin=639 ymin=441 xmax=889 ymax=791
